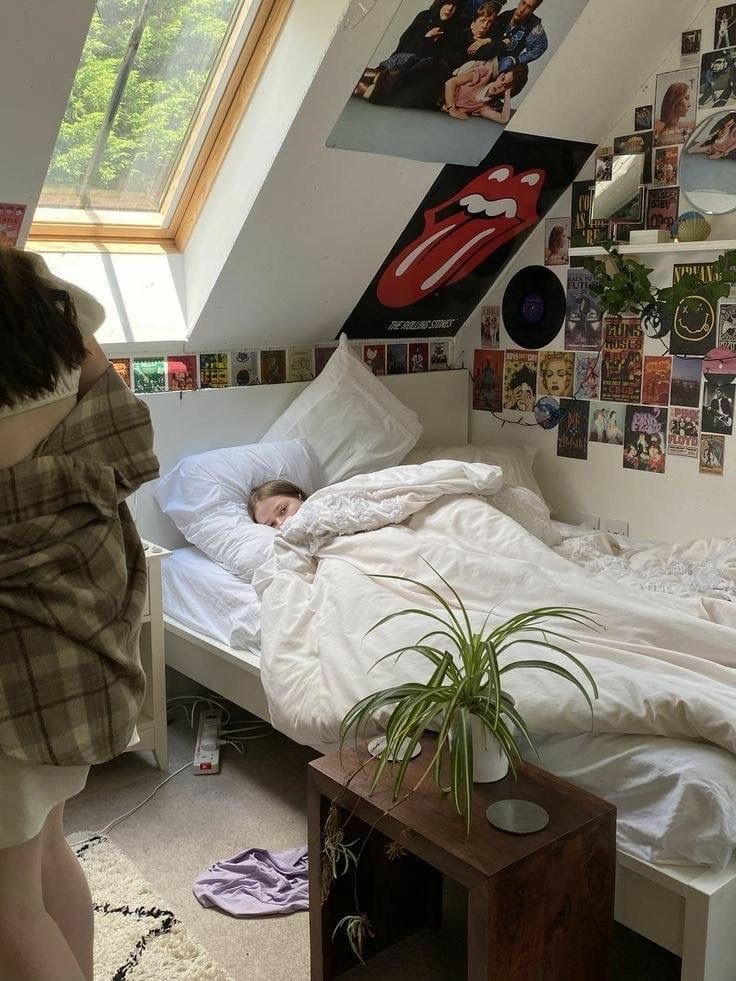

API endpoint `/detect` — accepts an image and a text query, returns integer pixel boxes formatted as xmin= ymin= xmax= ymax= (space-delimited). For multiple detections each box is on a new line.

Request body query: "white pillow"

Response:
xmin=260 ymin=334 xmax=422 ymax=482
xmin=403 ymin=442 xmax=544 ymax=501
xmin=154 ymin=439 xmax=324 ymax=581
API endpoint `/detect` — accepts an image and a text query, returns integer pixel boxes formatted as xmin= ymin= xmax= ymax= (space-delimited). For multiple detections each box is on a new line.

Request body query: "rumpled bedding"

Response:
xmin=257 ymin=462 xmax=736 ymax=759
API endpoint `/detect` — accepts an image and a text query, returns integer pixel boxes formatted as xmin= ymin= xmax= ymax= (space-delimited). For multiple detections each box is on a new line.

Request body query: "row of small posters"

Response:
xmin=472 ymin=343 xmax=730 ymax=477
xmin=109 ymin=340 xmax=455 ymax=394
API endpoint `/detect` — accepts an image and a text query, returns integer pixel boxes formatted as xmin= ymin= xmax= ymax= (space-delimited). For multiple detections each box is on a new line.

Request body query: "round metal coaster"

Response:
xmin=486 ymin=799 xmax=549 ymax=834
xmin=367 ymin=736 xmax=422 ymax=761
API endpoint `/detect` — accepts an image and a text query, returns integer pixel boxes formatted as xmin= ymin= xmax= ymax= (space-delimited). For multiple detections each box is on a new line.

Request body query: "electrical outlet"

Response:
xmin=579 ymin=513 xmax=601 ymax=530
xmin=604 ymin=518 xmax=629 ymax=536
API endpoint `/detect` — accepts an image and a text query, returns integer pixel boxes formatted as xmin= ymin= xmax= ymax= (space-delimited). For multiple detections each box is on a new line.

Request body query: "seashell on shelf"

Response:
xmin=676 ymin=216 xmax=712 ymax=242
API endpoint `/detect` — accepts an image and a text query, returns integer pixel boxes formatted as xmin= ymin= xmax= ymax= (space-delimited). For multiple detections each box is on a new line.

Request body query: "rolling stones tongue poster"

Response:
xmin=340 ymin=131 xmax=594 ymax=339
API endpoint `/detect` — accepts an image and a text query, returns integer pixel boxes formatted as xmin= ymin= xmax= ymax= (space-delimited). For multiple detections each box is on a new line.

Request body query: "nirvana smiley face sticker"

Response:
xmin=377 ymin=165 xmax=544 ymax=309
xmin=340 ymin=131 xmax=595 ymax=339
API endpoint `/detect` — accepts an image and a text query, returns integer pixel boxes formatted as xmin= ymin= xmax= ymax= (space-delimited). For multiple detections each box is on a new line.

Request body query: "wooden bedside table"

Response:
xmin=308 ymin=735 xmax=616 ymax=979
xmin=125 ymin=541 xmax=169 ymax=771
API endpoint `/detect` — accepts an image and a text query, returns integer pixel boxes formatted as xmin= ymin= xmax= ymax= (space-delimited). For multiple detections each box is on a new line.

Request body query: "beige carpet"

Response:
xmin=73 ymin=834 xmax=232 ymax=981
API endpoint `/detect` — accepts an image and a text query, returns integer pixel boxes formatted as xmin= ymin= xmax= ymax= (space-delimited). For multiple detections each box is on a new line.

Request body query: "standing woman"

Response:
xmin=0 ymin=248 xmax=159 ymax=980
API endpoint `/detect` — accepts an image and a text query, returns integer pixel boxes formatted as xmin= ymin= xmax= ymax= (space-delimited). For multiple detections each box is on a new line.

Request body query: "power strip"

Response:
xmin=193 ymin=707 xmax=223 ymax=774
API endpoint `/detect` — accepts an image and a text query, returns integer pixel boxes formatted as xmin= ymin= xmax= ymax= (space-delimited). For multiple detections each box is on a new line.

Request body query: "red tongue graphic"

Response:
xmin=376 ymin=168 xmax=543 ymax=309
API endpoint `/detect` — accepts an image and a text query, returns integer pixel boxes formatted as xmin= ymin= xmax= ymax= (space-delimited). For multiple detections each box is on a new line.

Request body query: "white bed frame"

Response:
xmin=139 ymin=371 xmax=736 ymax=980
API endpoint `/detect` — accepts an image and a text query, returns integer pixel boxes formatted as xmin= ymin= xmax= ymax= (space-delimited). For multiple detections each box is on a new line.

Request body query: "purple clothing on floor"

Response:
xmin=193 ymin=845 xmax=308 ymax=917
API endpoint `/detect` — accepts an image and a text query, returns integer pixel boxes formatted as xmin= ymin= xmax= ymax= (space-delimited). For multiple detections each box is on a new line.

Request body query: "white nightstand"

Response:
xmin=126 ymin=541 xmax=170 ymax=771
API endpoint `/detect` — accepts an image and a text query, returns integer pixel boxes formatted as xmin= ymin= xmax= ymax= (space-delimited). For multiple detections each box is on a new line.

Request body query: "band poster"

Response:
xmin=328 ymin=0 xmax=589 ymax=165
xmin=600 ymin=316 xmax=643 ymax=403
xmin=668 ymin=407 xmax=699 ymax=459
xmin=340 ymin=131 xmax=594 ymax=339
xmin=623 ymin=405 xmax=668 ymax=474
xmin=557 ymin=398 xmax=590 ymax=460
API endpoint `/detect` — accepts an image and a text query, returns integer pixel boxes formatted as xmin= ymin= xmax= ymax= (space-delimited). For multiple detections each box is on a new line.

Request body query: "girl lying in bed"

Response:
xmin=249 ymin=479 xmax=306 ymax=528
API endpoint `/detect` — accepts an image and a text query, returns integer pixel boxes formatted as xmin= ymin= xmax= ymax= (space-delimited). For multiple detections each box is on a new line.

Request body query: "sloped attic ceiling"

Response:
xmin=186 ymin=0 xmax=698 ymax=351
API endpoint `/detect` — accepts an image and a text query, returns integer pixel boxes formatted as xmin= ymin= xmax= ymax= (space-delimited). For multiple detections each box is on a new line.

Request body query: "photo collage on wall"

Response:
xmin=110 ymin=337 xmax=456 ymax=398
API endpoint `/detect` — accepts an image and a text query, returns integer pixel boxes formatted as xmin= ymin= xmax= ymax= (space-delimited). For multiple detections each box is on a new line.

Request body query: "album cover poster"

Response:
xmin=387 ymin=343 xmax=408 ymax=375
xmin=314 ymin=345 xmax=337 ymax=376
xmin=623 ymin=405 xmax=668 ymax=474
xmin=409 ymin=341 xmax=429 ymax=372
xmin=327 ymin=0 xmax=590 ymax=166
xmin=669 ymin=355 xmax=702 ymax=406
xmin=260 ymin=349 xmax=287 ymax=385
xmin=702 ymin=379 xmax=735 ymax=435
xmin=473 ymin=349 xmax=504 ymax=411
xmin=574 ymin=352 xmax=601 ymax=400
xmin=718 ymin=300 xmax=736 ymax=350
xmin=199 ymin=353 xmax=229 ymax=389
xmin=668 ymin=407 xmax=700 ymax=458
xmin=681 ymin=29 xmax=701 ymax=65
xmin=654 ymin=69 xmax=697 ymax=145
xmin=646 ymin=187 xmax=679 ymax=233
xmin=641 ymin=355 xmax=672 ymax=406
xmin=480 ymin=304 xmax=500 ymax=348
xmin=166 ymin=355 xmax=197 ymax=391
xmin=670 ymin=293 xmax=717 ymax=356
xmin=595 ymin=149 xmax=612 ymax=182
xmin=700 ymin=433 xmax=725 ymax=475
xmin=570 ymin=180 xmax=610 ymax=248
xmin=564 ymin=267 xmax=603 ymax=351
xmin=544 ymin=217 xmax=570 ymax=266
xmin=715 ymin=6 xmax=736 ymax=49
xmin=634 ymin=105 xmax=653 ymax=131
xmin=556 ymin=398 xmax=590 ymax=460
xmin=364 ymin=343 xmax=387 ymax=375
xmin=537 ymin=350 xmax=574 ymax=399
xmin=589 ymin=401 xmax=625 ymax=444
xmin=653 ymin=146 xmax=680 ymax=186
xmin=341 ymin=132 xmax=595 ymax=339
xmin=110 ymin=358 xmax=131 ymax=388
xmin=503 ymin=350 xmax=537 ymax=411
xmin=286 ymin=347 xmax=314 ymax=383
xmin=673 ymin=262 xmax=718 ymax=285
xmin=133 ymin=358 xmax=166 ymax=394
xmin=430 ymin=340 xmax=451 ymax=370
xmin=700 ymin=47 xmax=736 ymax=111
xmin=600 ymin=315 xmax=643 ymax=403
xmin=231 ymin=350 xmax=260 ymax=386
xmin=0 ymin=203 xmax=26 ymax=246
xmin=613 ymin=131 xmax=653 ymax=183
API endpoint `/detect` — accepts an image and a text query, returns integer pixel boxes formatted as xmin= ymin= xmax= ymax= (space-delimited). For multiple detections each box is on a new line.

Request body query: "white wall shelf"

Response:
xmin=570 ymin=240 xmax=736 ymax=257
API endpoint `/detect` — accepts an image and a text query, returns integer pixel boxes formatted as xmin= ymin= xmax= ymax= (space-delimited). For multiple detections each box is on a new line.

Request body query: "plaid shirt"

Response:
xmin=0 ymin=366 xmax=159 ymax=766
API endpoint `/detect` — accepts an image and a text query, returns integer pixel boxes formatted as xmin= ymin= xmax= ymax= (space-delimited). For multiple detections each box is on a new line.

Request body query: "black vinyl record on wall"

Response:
xmin=502 ymin=265 xmax=566 ymax=349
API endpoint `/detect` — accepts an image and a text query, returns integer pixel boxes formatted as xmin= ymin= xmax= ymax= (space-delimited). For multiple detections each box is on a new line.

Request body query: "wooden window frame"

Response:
xmin=29 ymin=0 xmax=293 ymax=252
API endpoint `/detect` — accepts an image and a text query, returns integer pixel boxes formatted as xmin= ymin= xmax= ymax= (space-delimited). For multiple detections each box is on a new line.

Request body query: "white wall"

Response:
xmin=458 ymin=2 xmax=736 ymax=543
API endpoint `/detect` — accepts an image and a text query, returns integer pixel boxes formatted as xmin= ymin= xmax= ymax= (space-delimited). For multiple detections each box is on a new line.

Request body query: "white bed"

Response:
xmin=141 ymin=370 xmax=736 ymax=981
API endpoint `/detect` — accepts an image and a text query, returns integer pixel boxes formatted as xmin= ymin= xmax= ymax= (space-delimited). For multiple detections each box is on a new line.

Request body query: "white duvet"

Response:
xmin=257 ymin=461 xmax=736 ymax=758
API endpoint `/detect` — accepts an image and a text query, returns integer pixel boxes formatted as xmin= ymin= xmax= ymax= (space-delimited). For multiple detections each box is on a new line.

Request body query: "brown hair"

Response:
xmin=660 ymin=82 xmax=689 ymax=128
xmin=476 ymin=1 xmax=503 ymax=18
xmin=248 ymin=479 xmax=306 ymax=521
xmin=0 ymin=246 xmax=85 ymax=409
xmin=548 ymin=224 xmax=566 ymax=252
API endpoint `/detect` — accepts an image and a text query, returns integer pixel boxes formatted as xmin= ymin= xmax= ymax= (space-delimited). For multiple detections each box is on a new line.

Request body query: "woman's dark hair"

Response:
xmin=548 ymin=224 xmax=566 ymax=252
xmin=0 ymin=247 xmax=85 ymax=409
xmin=429 ymin=0 xmax=459 ymax=14
xmin=248 ymin=479 xmax=306 ymax=521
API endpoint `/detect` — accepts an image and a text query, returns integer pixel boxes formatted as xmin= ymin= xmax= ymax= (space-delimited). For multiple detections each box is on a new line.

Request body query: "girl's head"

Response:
xmin=0 ymin=246 xmax=85 ymax=410
xmin=488 ymin=62 xmax=529 ymax=99
xmin=660 ymin=82 xmax=690 ymax=126
xmin=248 ymin=479 xmax=306 ymax=528
xmin=433 ymin=1 xmax=458 ymax=19
xmin=540 ymin=353 xmax=572 ymax=397
xmin=507 ymin=365 xmax=536 ymax=409
xmin=547 ymin=224 xmax=566 ymax=254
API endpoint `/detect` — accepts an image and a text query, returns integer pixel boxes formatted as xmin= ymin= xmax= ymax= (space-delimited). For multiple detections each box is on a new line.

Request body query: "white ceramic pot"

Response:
xmin=470 ymin=715 xmax=509 ymax=783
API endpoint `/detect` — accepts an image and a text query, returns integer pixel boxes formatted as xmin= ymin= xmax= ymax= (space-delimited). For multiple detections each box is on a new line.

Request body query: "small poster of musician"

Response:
xmin=623 ymin=405 xmax=668 ymax=474
xmin=641 ymin=355 xmax=672 ymax=406
xmin=573 ymin=352 xmax=601 ymax=400
xmin=701 ymin=379 xmax=735 ymax=435
xmin=634 ymin=104 xmax=653 ymax=131
xmin=480 ymin=304 xmax=500 ymax=347
xmin=652 ymin=146 xmax=680 ymax=187
xmin=653 ymin=68 xmax=697 ymax=146
xmin=556 ymin=398 xmax=590 ymax=460
xmin=589 ymin=401 xmax=625 ymax=445
xmin=700 ymin=434 xmax=725 ymax=475
xmin=564 ymin=267 xmax=603 ymax=350
xmin=715 ymin=6 xmax=736 ymax=49
xmin=668 ymin=407 xmax=700 ymax=459
xmin=681 ymin=29 xmax=701 ymax=66
xmin=544 ymin=217 xmax=570 ymax=266
xmin=600 ymin=315 xmax=643 ymax=402
xmin=718 ymin=300 xmax=736 ymax=350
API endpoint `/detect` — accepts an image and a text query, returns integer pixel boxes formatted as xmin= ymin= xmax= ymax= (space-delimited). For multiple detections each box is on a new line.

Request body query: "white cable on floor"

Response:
xmin=97 ymin=759 xmax=194 ymax=836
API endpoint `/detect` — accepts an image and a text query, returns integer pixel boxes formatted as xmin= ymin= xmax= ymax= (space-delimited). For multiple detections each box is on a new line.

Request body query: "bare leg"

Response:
xmin=42 ymin=804 xmax=94 ymax=981
xmin=0 ymin=826 xmax=86 ymax=981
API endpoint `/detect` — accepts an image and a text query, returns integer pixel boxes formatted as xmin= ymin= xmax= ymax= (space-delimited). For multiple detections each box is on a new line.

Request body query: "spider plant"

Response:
xmin=340 ymin=566 xmax=600 ymax=833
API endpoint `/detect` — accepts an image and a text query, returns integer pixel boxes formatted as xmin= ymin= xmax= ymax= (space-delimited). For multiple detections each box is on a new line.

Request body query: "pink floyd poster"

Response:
xmin=327 ymin=0 xmax=591 ymax=166
xmin=340 ymin=131 xmax=594 ymax=339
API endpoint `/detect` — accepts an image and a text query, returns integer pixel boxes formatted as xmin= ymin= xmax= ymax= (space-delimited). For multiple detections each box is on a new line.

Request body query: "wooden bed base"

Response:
xmin=164 ymin=615 xmax=736 ymax=981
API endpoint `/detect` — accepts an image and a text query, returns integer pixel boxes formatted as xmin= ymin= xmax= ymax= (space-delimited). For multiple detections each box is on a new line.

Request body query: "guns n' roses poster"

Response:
xmin=600 ymin=315 xmax=643 ymax=402
xmin=340 ymin=132 xmax=594 ymax=339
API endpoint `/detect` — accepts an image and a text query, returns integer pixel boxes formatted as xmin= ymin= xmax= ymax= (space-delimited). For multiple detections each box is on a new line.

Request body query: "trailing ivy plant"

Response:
xmin=578 ymin=240 xmax=736 ymax=321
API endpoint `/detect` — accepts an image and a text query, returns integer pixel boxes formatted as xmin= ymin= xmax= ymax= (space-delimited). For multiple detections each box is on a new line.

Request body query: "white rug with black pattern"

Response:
xmin=73 ymin=835 xmax=232 ymax=981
